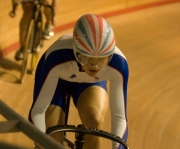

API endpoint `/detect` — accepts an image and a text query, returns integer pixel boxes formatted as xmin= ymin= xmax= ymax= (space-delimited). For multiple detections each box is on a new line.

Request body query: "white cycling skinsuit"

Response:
xmin=28 ymin=34 xmax=129 ymax=149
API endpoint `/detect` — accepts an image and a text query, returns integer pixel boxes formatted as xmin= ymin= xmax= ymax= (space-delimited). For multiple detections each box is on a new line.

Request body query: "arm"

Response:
xmin=31 ymin=73 xmax=59 ymax=132
xmin=9 ymin=0 xmax=18 ymax=17
xmin=109 ymin=53 xmax=129 ymax=149
xmin=30 ymin=54 xmax=60 ymax=133
xmin=11 ymin=0 xmax=15 ymax=6
xmin=110 ymin=78 xmax=128 ymax=143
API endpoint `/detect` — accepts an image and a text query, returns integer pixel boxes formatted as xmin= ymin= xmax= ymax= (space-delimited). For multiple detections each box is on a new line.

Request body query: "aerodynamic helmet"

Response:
xmin=73 ymin=14 xmax=115 ymax=64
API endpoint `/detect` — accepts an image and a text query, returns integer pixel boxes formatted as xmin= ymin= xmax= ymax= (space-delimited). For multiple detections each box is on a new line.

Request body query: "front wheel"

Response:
xmin=20 ymin=20 xmax=35 ymax=83
xmin=29 ymin=12 xmax=43 ymax=74
xmin=46 ymin=125 xmax=129 ymax=149
xmin=20 ymin=50 xmax=29 ymax=83
xmin=29 ymin=52 xmax=38 ymax=74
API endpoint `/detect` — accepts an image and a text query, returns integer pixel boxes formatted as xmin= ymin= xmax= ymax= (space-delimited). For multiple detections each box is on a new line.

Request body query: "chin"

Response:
xmin=87 ymin=71 xmax=100 ymax=77
xmin=88 ymin=74 xmax=97 ymax=77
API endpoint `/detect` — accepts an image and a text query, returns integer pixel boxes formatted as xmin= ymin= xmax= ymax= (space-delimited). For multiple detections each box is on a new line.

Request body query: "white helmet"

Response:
xmin=73 ymin=14 xmax=115 ymax=63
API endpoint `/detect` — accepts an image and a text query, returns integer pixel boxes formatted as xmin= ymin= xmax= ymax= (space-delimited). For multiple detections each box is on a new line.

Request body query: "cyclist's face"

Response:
xmin=80 ymin=55 xmax=109 ymax=77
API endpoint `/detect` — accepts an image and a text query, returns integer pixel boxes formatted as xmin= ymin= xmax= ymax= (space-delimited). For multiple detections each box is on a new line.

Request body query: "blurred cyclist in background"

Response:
xmin=10 ymin=0 xmax=59 ymax=60
xmin=28 ymin=14 xmax=129 ymax=149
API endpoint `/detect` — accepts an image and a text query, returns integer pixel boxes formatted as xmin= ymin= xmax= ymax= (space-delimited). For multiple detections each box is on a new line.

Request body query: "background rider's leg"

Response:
xmin=15 ymin=3 xmax=33 ymax=60
xmin=77 ymin=86 xmax=108 ymax=149
xmin=43 ymin=0 xmax=59 ymax=25
xmin=20 ymin=3 xmax=33 ymax=47
xmin=43 ymin=0 xmax=53 ymax=26
xmin=42 ymin=0 xmax=59 ymax=39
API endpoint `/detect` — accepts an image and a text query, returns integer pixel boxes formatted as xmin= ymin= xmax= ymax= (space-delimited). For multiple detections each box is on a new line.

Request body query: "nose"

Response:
xmin=89 ymin=58 xmax=99 ymax=65
xmin=89 ymin=59 xmax=98 ymax=68
xmin=89 ymin=65 xmax=100 ymax=70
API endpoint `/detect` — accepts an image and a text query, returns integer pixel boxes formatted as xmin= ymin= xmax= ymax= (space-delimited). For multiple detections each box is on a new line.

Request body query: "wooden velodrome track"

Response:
xmin=0 ymin=0 xmax=180 ymax=148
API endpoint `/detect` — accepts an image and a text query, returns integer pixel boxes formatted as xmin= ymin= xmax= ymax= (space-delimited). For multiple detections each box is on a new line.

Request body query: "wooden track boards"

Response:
xmin=0 ymin=1 xmax=180 ymax=149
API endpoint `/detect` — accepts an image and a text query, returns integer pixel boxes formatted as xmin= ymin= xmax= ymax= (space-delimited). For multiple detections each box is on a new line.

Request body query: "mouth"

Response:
xmin=89 ymin=69 xmax=100 ymax=73
xmin=90 ymin=69 xmax=98 ymax=72
xmin=88 ymin=69 xmax=100 ymax=76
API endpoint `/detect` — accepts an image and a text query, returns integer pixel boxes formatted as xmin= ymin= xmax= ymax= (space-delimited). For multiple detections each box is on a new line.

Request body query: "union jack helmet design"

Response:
xmin=73 ymin=14 xmax=115 ymax=58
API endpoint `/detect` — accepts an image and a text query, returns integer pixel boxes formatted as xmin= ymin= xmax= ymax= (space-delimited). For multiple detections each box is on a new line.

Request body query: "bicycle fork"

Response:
xmin=75 ymin=132 xmax=84 ymax=149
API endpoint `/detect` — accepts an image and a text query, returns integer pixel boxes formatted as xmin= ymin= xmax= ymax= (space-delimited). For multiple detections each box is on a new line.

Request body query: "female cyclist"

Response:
xmin=28 ymin=14 xmax=129 ymax=149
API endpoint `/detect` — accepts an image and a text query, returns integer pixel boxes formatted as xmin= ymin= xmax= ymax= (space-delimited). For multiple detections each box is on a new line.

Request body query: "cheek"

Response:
xmin=81 ymin=65 xmax=89 ymax=71
xmin=103 ymin=58 xmax=109 ymax=64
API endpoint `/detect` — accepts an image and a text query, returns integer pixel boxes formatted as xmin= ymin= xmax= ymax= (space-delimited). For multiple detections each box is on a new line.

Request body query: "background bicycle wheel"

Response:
xmin=0 ymin=0 xmax=180 ymax=149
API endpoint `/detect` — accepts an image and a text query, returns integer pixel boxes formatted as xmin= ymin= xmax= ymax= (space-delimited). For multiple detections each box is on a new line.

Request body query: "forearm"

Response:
xmin=11 ymin=0 xmax=15 ymax=8
xmin=31 ymin=108 xmax=46 ymax=132
xmin=110 ymin=79 xmax=128 ymax=148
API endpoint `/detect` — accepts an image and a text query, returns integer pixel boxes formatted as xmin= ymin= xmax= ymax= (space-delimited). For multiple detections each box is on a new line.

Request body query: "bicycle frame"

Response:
xmin=46 ymin=95 xmax=130 ymax=149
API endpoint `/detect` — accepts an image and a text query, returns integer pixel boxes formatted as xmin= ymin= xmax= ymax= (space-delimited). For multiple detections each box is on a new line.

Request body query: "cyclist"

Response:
xmin=29 ymin=14 xmax=129 ymax=149
xmin=10 ymin=0 xmax=59 ymax=60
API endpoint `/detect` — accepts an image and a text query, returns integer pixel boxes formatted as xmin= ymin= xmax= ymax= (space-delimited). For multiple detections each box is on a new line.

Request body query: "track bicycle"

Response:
xmin=46 ymin=95 xmax=130 ymax=149
xmin=10 ymin=0 xmax=54 ymax=83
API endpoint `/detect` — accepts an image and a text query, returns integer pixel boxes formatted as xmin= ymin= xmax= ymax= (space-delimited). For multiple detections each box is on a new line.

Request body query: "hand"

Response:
xmin=9 ymin=11 xmax=16 ymax=18
xmin=34 ymin=145 xmax=43 ymax=149
xmin=34 ymin=143 xmax=43 ymax=149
